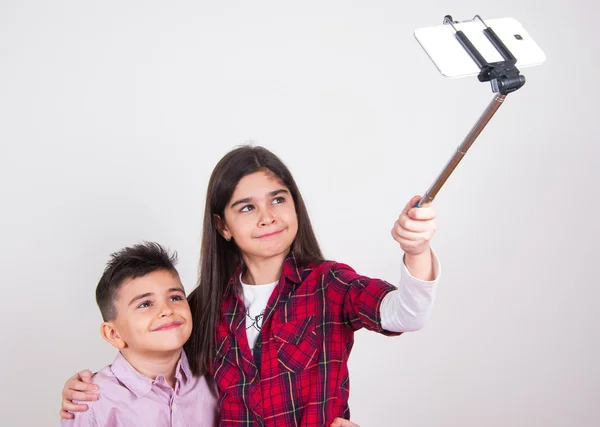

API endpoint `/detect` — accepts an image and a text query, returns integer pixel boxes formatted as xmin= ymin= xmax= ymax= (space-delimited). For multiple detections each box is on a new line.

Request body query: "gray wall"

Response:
xmin=1 ymin=1 xmax=598 ymax=425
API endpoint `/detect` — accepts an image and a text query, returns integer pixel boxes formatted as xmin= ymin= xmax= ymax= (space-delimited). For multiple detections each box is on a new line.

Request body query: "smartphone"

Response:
xmin=414 ymin=17 xmax=546 ymax=78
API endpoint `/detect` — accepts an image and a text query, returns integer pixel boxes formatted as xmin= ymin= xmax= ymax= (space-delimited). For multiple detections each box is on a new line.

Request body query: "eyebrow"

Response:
xmin=230 ymin=189 xmax=289 ymax=209
xmin=128 ymin=287 xmax=186 ymax=306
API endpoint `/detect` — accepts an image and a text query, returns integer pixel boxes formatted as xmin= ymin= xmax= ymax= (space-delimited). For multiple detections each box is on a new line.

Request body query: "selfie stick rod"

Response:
xmin=417 ymin=15 xmax=525 ymax=208
xmin=417 ymin=93 xmax=505 ymax=207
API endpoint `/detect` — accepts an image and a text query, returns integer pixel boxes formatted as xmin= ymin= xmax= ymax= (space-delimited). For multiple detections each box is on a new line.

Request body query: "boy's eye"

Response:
xmin=137 ymin=301 xmax=152 ymax=309
xmin=240 ymin=204 xmax=254 ymax=213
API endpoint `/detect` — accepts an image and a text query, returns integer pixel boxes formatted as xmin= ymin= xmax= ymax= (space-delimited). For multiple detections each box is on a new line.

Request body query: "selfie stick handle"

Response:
xmin=416 ymin=14 xmax=525 ymax=208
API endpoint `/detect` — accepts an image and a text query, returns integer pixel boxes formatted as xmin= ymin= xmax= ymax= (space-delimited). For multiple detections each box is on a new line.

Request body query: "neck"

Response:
xmin=241 ymin=250 xmax=288 ymax=285
xmin=120 ymin=348 xmax=182 ymax=389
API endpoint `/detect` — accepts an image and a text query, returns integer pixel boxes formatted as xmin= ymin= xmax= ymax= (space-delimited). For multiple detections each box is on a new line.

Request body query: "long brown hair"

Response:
xmin=185 ymin=145 xmax=324 ymax=375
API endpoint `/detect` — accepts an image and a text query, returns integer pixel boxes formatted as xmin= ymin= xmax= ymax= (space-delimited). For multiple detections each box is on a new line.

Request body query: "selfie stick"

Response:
xmin=417 ymin=15 xmax=526 ymax=208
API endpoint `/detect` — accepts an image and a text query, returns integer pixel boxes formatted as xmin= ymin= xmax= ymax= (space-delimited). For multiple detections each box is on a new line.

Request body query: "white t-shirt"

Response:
xmin=241 ymin=280 xmax=278 ymax=352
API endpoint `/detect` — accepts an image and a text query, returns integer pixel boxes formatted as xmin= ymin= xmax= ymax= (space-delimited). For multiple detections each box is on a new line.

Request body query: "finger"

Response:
xmin=60 ymin=409 xmax=74 ymax=420
xmin=66 ymin=390 xmax=100 ymax=402
xmin=394 ymin=236 xmax=430 ymax=253
xmin=79 ymin=370 xmax=94 ymax=383
xmin=408 ymin=205 xmax=436 ymax=221
xmin=62 ymin=400 xmax=89 ymax=413
xmin=392 ymin=228 xmax=431 ymax=243
xmin=402 ymin=195 xmax=422 ymax=214
xmin=66 ymin=379 xmax=99 ymax=394
xmin=395 ymin=217 xmax=436 ymax=234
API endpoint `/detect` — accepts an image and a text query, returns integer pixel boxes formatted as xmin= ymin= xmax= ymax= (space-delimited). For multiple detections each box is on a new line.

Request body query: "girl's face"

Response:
xmin=218 ymin=170 xmax=298 ymax=264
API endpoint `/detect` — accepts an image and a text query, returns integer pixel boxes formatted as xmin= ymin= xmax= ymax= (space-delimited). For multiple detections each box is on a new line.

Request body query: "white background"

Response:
xmin=1 ymin=1 xmax=598 ymax=426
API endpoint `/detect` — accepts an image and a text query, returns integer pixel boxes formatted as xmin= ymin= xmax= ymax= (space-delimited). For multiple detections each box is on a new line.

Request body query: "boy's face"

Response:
xmin=107 ymin=270 xmax=192 ymax=355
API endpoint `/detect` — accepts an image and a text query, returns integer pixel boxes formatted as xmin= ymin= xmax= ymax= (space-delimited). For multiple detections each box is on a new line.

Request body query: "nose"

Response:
xmin=157 ymin=301 xmax=174 ymax=318
xmin=258 ymin=206 xmax=276 ymax=227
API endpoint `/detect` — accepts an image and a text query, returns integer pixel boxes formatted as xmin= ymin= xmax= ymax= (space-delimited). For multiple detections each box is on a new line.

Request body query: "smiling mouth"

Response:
xmin=257 ymin=230 xmax=284 ymax=239
xmin=152 ymin=321 xmax=182 ymax=331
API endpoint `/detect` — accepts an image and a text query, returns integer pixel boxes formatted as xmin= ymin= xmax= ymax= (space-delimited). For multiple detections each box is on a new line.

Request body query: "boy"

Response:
xmin=61 ymin=241 xmax=218 ymax=426
xmin=61 ymin=242 xmax=361 ymax=427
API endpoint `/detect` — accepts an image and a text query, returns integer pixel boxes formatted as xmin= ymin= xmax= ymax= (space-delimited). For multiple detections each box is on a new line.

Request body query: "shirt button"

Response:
xmin=255 ymin=341 xmax=262 ymax=348
xmin=256 ymin=415 xmax=262 ymax=421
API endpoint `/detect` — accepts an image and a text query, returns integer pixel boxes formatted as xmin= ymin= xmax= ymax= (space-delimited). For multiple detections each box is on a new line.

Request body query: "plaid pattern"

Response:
xmin=213 ymin=253 xmax=401 ymax=426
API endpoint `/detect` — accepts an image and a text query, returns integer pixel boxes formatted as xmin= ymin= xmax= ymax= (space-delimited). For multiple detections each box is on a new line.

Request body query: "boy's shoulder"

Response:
xmin=65 ymin=352 xmax=218 ymax=426
xmin=61 ymin=358 xmax=135 ymax=426
xmin=90 ymin=360 xmax=129 ymax=391
xmin=92 ymin=351 xmax=217 ymax=400
xmin=78 ymin=353 xmax=146 ymax=412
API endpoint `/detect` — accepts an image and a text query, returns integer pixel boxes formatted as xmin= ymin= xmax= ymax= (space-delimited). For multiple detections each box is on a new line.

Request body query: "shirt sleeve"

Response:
xmin=326 ymin=262 xmax=401 ymax=336
xmin=379 ymin=248 xmax=441 ymax=332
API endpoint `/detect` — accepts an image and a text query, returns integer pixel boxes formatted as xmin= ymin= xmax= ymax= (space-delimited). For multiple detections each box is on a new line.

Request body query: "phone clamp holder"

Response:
xmin=443 ymin=15 xmax=526 ymax=95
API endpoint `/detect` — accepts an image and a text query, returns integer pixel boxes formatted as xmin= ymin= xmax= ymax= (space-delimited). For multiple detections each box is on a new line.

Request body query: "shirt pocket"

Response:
xmin=212 ymin=336 xmax=242 ymax=391
xmin=272 ymin=315 xmax=319 ymax=373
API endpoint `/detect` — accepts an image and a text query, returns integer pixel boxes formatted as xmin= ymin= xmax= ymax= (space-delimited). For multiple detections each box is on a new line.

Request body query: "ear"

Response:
xmin=100 ymin=322 xmax=127 ymax=350
xmin=213 ymin=214 xmax=232 ymax=241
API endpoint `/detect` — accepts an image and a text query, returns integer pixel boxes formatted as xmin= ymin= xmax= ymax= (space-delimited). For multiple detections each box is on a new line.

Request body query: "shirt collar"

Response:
xmin=110 ymin=350 xmax=191 ymax=399
xmin=176 ymin=350 xmax=193 ymax=383
xmin=280 ymin=251 xmax=303 ymax=285
xmin=225 ymin=251 xmax=304 ymax=294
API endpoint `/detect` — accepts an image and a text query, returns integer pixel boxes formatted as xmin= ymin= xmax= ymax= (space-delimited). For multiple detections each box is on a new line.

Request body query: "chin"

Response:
xmin=154 ymin=344 xmax=186 ymax=353
xmin=257 ymin=250 xmax=288 ymax=260
xmin=154 ymin=337 xmax=189 ymax=352
xmin=261 ymin=242 xmax=293 ymax=256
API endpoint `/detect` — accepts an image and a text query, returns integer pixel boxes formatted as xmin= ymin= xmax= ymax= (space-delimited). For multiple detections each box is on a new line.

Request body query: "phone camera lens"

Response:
xmin=514 ymin=34 xmax=523 ymax=40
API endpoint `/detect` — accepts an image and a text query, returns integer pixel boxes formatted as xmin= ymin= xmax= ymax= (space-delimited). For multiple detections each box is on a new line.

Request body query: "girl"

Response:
xmin=61 ymin=145 xmax=439 ymax=426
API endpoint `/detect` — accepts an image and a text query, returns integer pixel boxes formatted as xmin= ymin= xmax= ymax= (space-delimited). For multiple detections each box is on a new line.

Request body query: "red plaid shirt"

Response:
xmin=213 ymin=253 xmax=401 ymax=426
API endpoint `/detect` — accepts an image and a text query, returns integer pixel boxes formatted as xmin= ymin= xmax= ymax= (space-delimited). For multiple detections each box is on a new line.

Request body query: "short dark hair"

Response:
xmin=96 ymin=242 xmax=179 ymax=321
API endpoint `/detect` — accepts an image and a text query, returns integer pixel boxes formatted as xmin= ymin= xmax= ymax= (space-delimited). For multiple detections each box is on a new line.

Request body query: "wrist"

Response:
xmin=404 ymin=245 xmax=431 ymax=259
xmin=403 ymin=247 xmax=434 ymax=281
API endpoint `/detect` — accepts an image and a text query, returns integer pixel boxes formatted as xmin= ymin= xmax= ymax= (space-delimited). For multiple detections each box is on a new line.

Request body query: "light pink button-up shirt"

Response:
xmin=62 ymin=351 xmax=218 ymax=427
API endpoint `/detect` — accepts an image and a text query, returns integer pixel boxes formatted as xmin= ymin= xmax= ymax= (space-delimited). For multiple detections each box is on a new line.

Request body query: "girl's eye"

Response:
xmin=137 ymin=301 xmax=152 ymax=309
xmin=272 ymin=196 xmax=285 ymax=204
xmin=170 ymin=295 xmax=184 ymax=302
xmin=240 ymin=204 xmax=254 ymax=213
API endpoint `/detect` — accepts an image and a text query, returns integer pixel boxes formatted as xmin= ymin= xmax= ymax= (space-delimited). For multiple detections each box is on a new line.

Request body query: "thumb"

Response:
xmin=402 ymin=195 xmax=422 ymax=214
